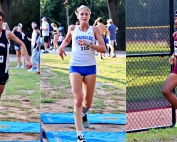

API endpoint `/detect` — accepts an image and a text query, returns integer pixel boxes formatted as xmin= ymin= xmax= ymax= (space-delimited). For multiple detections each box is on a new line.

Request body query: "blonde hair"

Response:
xmin=75 ymin=5 xmax=91 ymax=16
xmin=2 ymin=22 xmax=10 ymax=30
xmin=51 ymin=23 xmax=57 ymax=27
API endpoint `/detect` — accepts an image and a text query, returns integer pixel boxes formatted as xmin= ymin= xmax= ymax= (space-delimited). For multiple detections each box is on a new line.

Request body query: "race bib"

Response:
xmin=175 ymin=47 xmax=177 ymax=56
xmin=79 ymin=45 xmax=90 ymax=54
xmin=0 ymin=56 xmax=3 ymax=63
xmin=174 ymin=41 xmax=177 ymax=46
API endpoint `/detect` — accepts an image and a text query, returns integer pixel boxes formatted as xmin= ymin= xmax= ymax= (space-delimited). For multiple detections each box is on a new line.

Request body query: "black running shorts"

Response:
xmin=43 ymin=36 xmax=49 ymax=43
xmin=0 ymin=73 xmax=9 ymax=85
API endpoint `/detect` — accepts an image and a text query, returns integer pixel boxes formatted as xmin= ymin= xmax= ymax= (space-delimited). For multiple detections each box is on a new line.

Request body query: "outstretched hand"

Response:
xmin=58 ymin=47 xmax=67 ymax=60
xmin=26 ymin=60 xmax=32 ymax=69
xmin=169 ymin=55 xmax=175 ymax=65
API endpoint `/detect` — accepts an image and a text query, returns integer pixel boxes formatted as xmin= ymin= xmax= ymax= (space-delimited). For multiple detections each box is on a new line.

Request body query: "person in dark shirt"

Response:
xmin=12 ymin=25 xmax=26 ymax=68
xmin=0 ymin=11 xmax=32 ymax=99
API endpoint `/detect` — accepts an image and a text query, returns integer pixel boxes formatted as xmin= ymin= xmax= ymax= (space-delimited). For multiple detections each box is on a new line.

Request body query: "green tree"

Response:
xmin=11 ymin=0 xmax=40 ymax=31
xmin=107 ymin=0 xmax=125 ymax=50
xmin=0 ymin=0 xmax=12 ymax=27
xmin=40 ymin=0 xmax=125 ymax=50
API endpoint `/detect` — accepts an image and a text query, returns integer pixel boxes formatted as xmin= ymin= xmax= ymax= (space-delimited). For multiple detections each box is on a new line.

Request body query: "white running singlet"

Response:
xmin=70 ymin=26 xmax=96 ymax=66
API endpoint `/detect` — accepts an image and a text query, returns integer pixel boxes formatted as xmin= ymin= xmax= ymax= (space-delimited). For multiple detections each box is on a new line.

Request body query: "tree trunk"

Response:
xmin=66 ymin=6 xmax=70 ymax=27
xmin=107 ymin=0 xmax=120 ymax=27
xmin=0 ymin=0 xmax=12 ymax=27
xmin=107 ymin=0 xmax=125 ymax=51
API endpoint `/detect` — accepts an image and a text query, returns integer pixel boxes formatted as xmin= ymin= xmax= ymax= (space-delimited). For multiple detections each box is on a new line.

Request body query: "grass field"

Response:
xmin=126 ymin=42 xmax=170 ymax=54
xmin=41 ymin=53 xmax=126 ymax=114
xmin=126 ymin=56 xmax=171 ymax=102
xmin=126 ymin=42 xmax=176 ymax=102
xmin=126 ymin=127 xmax=177 ymax=142
xmin=126 ymin=42 xmax=177 ymax=141
xmin=0 ymin=61 xmax=40 ymax=140
xmin=0 ymin=61 xmax=40 ymax=122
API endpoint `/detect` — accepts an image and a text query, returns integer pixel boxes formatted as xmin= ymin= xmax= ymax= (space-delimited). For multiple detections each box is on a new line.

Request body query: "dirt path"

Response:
xmin=40 ymin=52 xmax=126 ymax=141
xmin=0 ymin=57 xmax=40 ymax=141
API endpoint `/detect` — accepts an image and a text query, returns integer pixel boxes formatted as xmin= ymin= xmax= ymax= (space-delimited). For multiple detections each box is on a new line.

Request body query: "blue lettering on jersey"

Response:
xmin=75 ymin=36 xmax=93 ymax=41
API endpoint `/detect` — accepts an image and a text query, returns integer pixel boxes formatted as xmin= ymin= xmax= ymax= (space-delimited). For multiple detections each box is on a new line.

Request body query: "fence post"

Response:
xmin=169 ymin=0 xmax=176 ymax=127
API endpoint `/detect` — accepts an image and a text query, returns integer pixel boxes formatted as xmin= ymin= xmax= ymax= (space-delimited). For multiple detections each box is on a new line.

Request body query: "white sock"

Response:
xmin=82 ymin=113 xmax=86 ymax=117
xmin=77 ymin=131 xmax=83 ymax=136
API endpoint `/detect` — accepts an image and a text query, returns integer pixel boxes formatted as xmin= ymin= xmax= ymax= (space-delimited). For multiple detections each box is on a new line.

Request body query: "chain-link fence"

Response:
xmin=126 ymin=0 xmax=176 ymax=132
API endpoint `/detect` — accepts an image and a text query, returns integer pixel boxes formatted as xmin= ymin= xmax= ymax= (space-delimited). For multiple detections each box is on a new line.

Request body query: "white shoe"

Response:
xmin=15 ymin=65 xmax=21 ymax=68
xmin=77 ymin=134 xmax=86 ymax=142
xmin=28 ymin=68 xmax=33 ymax=72
xmin=20 ymin=65 xmax=25 ymax=69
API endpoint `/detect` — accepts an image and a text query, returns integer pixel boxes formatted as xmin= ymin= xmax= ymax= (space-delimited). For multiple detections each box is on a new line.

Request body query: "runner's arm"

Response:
xmin=58 ymin=25 xmax=73 ymax=49
xmin=6 ymin=30 xmax=30 ymax=62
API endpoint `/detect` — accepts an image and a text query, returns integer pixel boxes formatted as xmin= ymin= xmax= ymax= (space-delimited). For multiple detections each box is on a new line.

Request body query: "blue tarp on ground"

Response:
xmin=0 ymin=140 xmax=40 ymax=142
xmin=45 ymin=131 xmax=126 ymax=142
xmin=41 ymin=113 xmax=126 ymax=125
xmin=0 ymin=121 xmax=40 ymax=133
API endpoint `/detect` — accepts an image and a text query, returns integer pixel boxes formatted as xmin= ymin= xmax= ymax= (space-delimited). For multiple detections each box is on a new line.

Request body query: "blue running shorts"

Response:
xmin=69 ymin=65 xmax=96 ymax=77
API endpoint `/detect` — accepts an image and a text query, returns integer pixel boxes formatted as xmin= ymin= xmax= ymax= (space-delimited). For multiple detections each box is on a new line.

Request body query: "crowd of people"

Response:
xmin=3 ymin=21 xmax=40 ymax=74
xmin=40 ymin=15 xmax=118 ymax=60
xmin=1 ymin=5 xmax=177 ymax=142
xmin=40 ymin=17 xmax=66 ymax=54
xmin=0 ymin=11 xmax=32 ymax=99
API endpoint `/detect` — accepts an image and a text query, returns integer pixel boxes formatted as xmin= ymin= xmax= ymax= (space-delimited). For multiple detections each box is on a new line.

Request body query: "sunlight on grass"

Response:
xmin=126 ymin=42 xmax=170 ymax=54
xmin=0 ymin=61 xmax=40 ymax=122
xmin=41 ymin=53 xmax=126 ymax=113
xmin=126 ymin=56 xmax=171 ymax=101
xmin=127 ymin=127 xmax=177 ymax=142
xmin=41 ymin=54 xmax=126 ymax=91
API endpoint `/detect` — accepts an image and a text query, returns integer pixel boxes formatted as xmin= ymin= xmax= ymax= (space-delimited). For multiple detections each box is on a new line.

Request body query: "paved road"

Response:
xmin=44 ymin=47 xmax=126 ymax=57
xmin=9 ymin=47 xmax=126 ymax=62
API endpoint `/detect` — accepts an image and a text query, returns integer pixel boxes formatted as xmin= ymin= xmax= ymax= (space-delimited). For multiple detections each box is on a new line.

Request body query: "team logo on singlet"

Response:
xmin=74 ymin=36 xmax=93 ymax=41
xmin=0 ymin=43 xmax=6 ymax=48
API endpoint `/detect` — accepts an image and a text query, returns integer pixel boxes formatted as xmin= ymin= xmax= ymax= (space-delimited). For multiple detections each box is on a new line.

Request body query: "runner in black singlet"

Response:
xmin=0 ymin=11 xmax=32 ymax=98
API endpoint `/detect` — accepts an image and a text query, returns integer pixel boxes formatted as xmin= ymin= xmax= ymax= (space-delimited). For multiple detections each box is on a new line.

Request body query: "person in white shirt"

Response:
xmin=40 ymin=17 xmax=49 ymax=53
xmin=58 ymin=5 xmax=106 ymax=142
xmin=27 ymin=22 xmax=37 ymax=71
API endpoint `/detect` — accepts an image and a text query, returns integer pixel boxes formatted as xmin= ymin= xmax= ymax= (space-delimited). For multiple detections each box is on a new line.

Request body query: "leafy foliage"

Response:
xmin=118 ymin=0 xmax=125 ymax=30
xmin=41 ymin=0 xmax=125 ymax=50
xmin=41 ymin=0 xmax=112 ymax=29
xmin=11 ymin=0 xmax=40 ymax=31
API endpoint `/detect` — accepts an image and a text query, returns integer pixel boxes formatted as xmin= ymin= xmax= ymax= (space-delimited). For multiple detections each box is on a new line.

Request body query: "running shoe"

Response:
xmin=77 ymin=134 xmax=86 ymax=142
xmin=28 ymin=67 xmax=37 ymax=72
xmin=15 ymin=65 xmax=21 ymax=68
xmin=49 ymin=46 xmax=53 ymax=50
xmin=20 ymin=65 xmax=25 ymax=69
xmin=82 ymin=114 xmax=89 ymax=128
xmin=41 ymin=50 xmax=49 ymax=54
xmin=100 ymin=57 xmax=104 ymax=60
xmin=110 ymin=54 xmax=116 ymax=58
